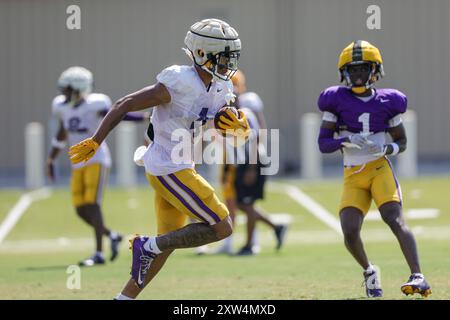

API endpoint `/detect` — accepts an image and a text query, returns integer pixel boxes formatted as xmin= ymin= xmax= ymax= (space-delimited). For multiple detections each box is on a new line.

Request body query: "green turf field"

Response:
xmin=0 ymin=176 xmax=449 ymax=299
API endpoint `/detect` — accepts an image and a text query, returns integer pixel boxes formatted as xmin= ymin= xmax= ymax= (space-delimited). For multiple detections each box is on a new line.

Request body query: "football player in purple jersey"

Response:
xmin=317 ymin=41 xmax=431 ymax=298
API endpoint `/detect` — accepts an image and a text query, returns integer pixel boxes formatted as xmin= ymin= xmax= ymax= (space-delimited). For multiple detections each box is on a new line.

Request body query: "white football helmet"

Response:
xmin=57 ymin=66 xmax=93 ymax=96
xmin=184 ymin=18 xmax=241 ymax=82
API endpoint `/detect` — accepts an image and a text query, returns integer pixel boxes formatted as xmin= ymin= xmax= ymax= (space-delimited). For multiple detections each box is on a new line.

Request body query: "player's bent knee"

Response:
xmin=379 ymin=201 xmax=401 ymax=216
xmin=342 ymin=227 xmax=360 ymax=241
xmin=388 ymin=217 xmax=408 ymax=234
xmin=213 ymin=217 xmax=233 ymax=240
xmin=217 ymin=224 xmax=232 ymax=240
xmin=379 ymin=201 xmax=405 ymax=226
xmin=341 ymin=224 xmax=362 ymax=242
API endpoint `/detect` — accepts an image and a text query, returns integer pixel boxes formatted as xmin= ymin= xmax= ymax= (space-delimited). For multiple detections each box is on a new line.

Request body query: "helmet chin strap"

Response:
xmin=351 ymin=83 xmax=373 ymax=94
xmin=351 ymin=86 xmax=368 ymax=94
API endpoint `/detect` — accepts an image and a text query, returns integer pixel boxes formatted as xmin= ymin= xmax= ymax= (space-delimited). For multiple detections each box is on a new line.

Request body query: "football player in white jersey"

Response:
xmin=48 ymin=66 xmax=145 ymax=266
xmin=68 ymin=19 xmax=250 ymax=300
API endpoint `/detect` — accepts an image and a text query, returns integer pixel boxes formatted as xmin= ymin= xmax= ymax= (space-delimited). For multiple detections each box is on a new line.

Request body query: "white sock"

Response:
xmin=143 ymin=236 xmax=162 ymax=254
xmin=365 ymin=263 xmax=375 ymax=273
xmin=109 ymin=231 xmax=118 ymax=240
xmin=251 ymin=229 xmax=259 ymax=247
xmin=115 ymin=293 xmax=134 ymax=300
xmin=95 ymin=251 xmax=104 ymax=258
xmin=222 ymin=235 xmax=233 ymax=251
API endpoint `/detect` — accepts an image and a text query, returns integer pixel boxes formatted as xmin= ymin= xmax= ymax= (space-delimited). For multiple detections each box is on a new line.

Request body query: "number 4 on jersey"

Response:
xmin=190 ymin=108 xmax=209 ymax=129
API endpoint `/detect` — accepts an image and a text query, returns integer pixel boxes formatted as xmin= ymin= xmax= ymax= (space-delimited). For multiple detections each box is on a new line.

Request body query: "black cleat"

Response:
xmin=235 ymin=245 xmax=255 ymax=256
xmin=110 ymin=233 xmax=123 ymax=262
xmin=274 ymin=225 xmax=288 ymax=251
xmin=79 ymin=254 xmax=105 ymax=267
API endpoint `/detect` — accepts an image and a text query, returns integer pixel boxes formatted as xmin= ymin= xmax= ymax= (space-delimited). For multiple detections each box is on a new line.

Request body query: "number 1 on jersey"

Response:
xmin=358 ymin=112 xmax=371 ymax=134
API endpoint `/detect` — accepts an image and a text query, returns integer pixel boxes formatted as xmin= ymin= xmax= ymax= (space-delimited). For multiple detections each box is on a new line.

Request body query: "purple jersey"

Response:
xmin=318 ymin=86 xmax=407 ymax=134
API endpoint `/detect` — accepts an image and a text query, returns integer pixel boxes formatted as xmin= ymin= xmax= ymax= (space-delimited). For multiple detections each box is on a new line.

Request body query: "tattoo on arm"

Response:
xmin=155 ymin=223 xmax=219 ymax=251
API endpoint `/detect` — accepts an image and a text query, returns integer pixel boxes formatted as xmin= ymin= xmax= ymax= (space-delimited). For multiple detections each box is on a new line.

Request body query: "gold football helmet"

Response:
xmin=338 ymin=40 xmax=384 ymax=93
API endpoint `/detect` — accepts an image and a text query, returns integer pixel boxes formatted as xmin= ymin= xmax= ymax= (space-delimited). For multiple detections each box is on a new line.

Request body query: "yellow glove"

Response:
xmin=217 ymin=109 xmax=251 ymax=139
xmin=68 ymin=138 xmax=99 ymax=164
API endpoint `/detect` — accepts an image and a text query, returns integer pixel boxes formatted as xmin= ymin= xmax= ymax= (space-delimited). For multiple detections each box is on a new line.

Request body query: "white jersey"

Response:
xmin=238 ymin=92 xmax=264 ymax=113
xmin=141 ymin=65 xmax=234 ymax=176
xmin=52 ymin=93 xmax=112 ymax=169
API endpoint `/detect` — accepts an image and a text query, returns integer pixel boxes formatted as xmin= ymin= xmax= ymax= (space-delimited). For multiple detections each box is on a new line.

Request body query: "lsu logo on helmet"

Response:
xmin=338 ymin=40 xmax=384 ymax=93
xmin=184 ymin=18 xmax=241 ymax=82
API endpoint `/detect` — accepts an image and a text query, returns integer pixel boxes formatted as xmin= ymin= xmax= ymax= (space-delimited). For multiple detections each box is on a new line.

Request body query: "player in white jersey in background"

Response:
xmin=68 ymin=19 xmax=250 ymax=300
xmin=48 ymin=66 xmax=145 ymax=266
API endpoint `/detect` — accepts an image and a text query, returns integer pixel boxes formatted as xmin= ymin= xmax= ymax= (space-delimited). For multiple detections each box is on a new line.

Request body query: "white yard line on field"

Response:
xmin=270 ymin=183 xmax=342 ymax=235
xmin=0 ymin=187 xmax=52 ymax=244
xmin=2 ymin=225 xmax=450 ymax=253
xmin=366 ymin=208 xmax=440 ymax=221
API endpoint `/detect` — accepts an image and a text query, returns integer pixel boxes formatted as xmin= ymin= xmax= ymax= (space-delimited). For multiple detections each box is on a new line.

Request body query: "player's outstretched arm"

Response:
xmin=92 ymin=83 xmax=170 ymax=144
xmin=97 ymin=109 xmax=150 ymax=122
xmin=69 ymin=83 xmax=170 ymax=164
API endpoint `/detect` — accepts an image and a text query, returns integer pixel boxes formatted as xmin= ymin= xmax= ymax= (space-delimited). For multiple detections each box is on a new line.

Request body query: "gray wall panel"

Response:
xmin=1 ymin=0 xmax=449 ymax=177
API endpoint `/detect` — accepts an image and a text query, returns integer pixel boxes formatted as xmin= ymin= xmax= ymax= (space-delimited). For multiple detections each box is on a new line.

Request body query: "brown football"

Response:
xmin=214 ymin=106 xmax=239 ymax=135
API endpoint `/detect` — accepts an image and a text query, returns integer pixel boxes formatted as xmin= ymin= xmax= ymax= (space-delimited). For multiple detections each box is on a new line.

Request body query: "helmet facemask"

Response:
xmin=203 ymin=50 xmax=240 ymax=81
xmin=60 ymin=87 xmax=85 ymax=106
xmin=340 ymin=61 xmax=383 ymax=94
